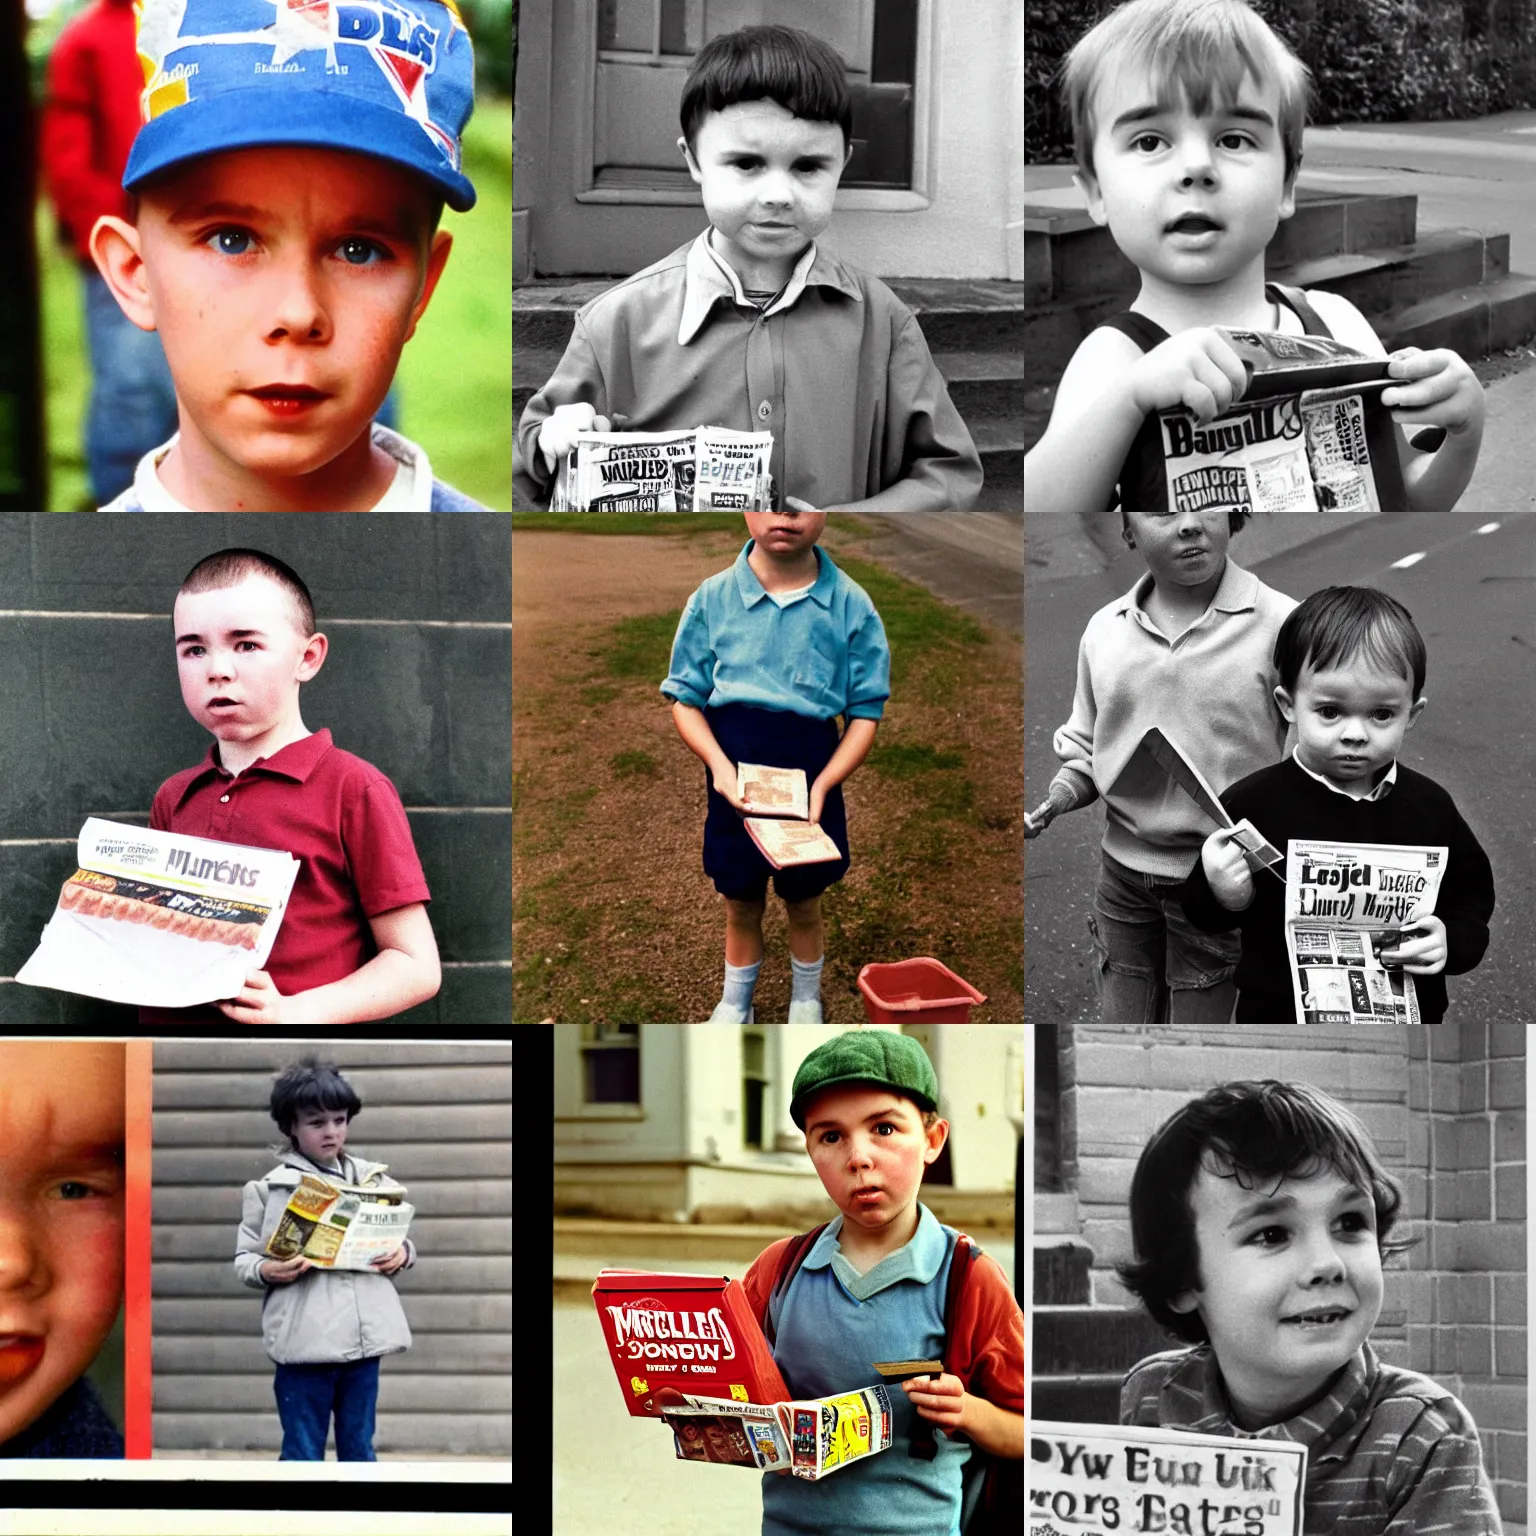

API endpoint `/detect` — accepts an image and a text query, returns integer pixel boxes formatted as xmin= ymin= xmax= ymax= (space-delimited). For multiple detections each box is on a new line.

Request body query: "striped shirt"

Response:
xmin=1121 ymin=1343 xmax=1503 ymax=1535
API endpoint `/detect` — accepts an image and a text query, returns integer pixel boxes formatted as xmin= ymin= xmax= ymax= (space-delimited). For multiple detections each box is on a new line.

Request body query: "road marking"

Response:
xmin=1476 ymin=522 xmax=1501 ymax=534
xmin=1390 ymin=551 xmax=1427 ymax=569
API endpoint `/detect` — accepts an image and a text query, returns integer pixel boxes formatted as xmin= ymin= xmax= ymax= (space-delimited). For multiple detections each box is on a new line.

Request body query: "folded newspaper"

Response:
xmin=592 ymin=1268 xmax=893 ymax=1480
xmin=264 ymin=1171 xmax=414 ymax=1271
xmin=1286 ymin=839 xmax=1446 ymax=1026
xmin=551 ymin=428 xmax=775 ymax=511
xmin=16 ymin=818 xmax=300 ymax=1008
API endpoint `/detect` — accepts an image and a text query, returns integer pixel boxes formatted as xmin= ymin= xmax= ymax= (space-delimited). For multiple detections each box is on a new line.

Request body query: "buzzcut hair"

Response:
xmin=1117 ymin=1080 xmax=1408 ymax=1344
xmin=1062 ymin=0 xmax=1312 ymax=187
xmin=269 ymin=1055 xmax=363 ymax=1141
xmin=178 ymin=548 xmax=315 ymax=640
xmin=1274 ymin=585 xmax=1427 ymax=699
xmin=680 ymin=24 xmax=853 ymax=155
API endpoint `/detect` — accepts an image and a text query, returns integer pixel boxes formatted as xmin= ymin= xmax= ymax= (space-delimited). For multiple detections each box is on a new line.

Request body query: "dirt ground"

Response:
xmin=513 ymin=526 xmax=1024 ymax=1023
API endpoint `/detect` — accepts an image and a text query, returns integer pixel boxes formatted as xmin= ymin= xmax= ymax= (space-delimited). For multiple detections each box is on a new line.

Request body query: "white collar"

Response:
xmin=1292 ymin=746 xmax=1398 ymax=802
xmin=679 ymin=228 xmax=827 ymax=344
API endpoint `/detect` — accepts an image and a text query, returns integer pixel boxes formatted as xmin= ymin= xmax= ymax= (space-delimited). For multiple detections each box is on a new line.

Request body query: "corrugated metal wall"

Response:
xmin=152 ymin=1040 xmax=512 ymax=1456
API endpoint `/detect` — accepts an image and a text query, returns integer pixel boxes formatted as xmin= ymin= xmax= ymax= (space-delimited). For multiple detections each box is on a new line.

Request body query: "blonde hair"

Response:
xmin=1062 ymin=0 xmax=1311 ymax=185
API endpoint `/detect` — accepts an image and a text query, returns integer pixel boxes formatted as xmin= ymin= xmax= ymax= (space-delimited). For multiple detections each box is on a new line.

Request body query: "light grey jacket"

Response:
xmin=235 ymin=1149 xmax=416 ymax=1365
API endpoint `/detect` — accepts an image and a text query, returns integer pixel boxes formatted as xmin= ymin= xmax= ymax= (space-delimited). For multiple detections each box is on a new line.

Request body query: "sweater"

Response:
xmin=1180 ymin=756 xmax=1495 ymax=1023
xmin=0 ymin=1375 xmax=123 ymax=1458
xmin=1049 ymin=559 xmax=1298 ymax=877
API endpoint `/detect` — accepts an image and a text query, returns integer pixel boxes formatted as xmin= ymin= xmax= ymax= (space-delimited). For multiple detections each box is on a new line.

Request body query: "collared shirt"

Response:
xmin=693 ymin=226 xmax=820 ymax=327
xmin=101 ymin=425 xmax=487 ymax=510
xmin=1050 ymin=558 xmax=1299 ymax=877
xmin=514 ymin=230 xmax=983 ymax=511
xmin=1292 ymin=745 xmax=1398 ymax=802
xmin=139 ymin=729 xmax=430 ymax=1025
xmin=1122 ymin=1343 xmax=1503 ymax=1534
xmin=661 ymin=542 xmax=890 ymax=721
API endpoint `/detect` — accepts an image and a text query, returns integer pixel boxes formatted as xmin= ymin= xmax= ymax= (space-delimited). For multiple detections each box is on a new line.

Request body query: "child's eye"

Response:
xmin=181 ymin=645 xmax=204 ymax=658
xmin=1246 ymin=1224 xmax=1289 ymax=1247
xmin=206 ymin=227 xmax=254 ymax=257
xmin=1337 ymin=1210 xmax=1374 ymax=1234
xmin=1217 ymin=131 xmax=1255 ymax=150
xmin=1130 ymin=133 xmax=1164 ymax=153
xmin=336 ymin=237 xmax=388 ymax=267
xmin=1373 ymin=709 xmax=1396 ymax=722
xmin=54 ymin=1180 xmax=106 ymax=1200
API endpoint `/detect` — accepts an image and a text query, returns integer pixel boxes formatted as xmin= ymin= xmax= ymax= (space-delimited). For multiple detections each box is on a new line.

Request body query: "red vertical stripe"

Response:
xmin=124 ymin=1038 xmax=153 ymax=1459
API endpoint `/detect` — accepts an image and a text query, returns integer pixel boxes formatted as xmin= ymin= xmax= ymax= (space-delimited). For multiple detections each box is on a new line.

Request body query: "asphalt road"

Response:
xmin=1024 ymin=513 xmax=1536 ymax=1023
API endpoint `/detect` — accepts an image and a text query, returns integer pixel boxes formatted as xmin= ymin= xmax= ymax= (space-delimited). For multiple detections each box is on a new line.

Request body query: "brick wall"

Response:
xmin=0 ymin=513 xmax=511 ymax=1024
xmin=1053 ymin=1022 xmax=1526 ymax=1526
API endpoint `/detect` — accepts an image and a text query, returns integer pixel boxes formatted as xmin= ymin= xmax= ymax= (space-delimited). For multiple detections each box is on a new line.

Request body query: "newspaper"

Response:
xmin=744 ymin=817 xmax=842 ymax=869
xmin=551 ymin=427 xmax=774 ymax=510
xmin=16 ymin=818 xmax=300 ymax=1008
xmin=1144 ymin=328 xmax=1406 ymax=513
xmin=1285 ymin=839 xmax=1446 ymax=1026
xmin=1030 ymin=1421 xmax=1306 ymax=1536
xmin=263 ymin=1171 xmax=414 ymax=1271
xmin=660 ymin=1385 xmax=893 ymax=1480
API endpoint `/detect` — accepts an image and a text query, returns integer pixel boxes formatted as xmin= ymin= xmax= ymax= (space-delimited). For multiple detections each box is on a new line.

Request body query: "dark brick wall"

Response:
xmin=0 ymin=514 xmax=510 ymax=1025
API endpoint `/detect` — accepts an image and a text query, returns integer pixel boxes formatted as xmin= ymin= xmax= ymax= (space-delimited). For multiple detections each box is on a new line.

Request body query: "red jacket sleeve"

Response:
xmin=945 ymin=1240 xmax=1024 ymax=1417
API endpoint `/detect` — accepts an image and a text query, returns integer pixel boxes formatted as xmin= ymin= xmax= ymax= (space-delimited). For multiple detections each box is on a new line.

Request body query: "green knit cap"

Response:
xmin=790 ymin=1030 xmax=940 ymax=1129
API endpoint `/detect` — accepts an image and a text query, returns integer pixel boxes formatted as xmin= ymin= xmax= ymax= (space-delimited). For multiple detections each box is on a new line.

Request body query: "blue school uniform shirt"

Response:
xmin=762 ymin=1205 xmax=969 ymax=1536
xmin=660 ymin=542 xmax=890 ymax=722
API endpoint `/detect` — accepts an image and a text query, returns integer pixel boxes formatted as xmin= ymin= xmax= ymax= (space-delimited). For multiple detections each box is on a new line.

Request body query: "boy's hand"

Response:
xmin=1201 ymin=827 xmax=1256 ymax=911
xmin=1129 ymin=327 xmax=1248 ymax=424
xmin=1380 ymin=908 xmax=1448 ymax=974
xmin=370 ymin=1244 xmax=410 ymax=1275
xmin=537 ymin=403 xmax=625 ymax=473
xmin=1382 ymin=348 xmax=1485 ymax=438
xmin=259 ymin=1255 xmax=312 ymax=1284
xmin=808 ymin=777 xmax=827 ymax=827
xmin=1024 ymin=798 xmax=1056 ymax=839
xmin=902 ymin=1372 xmax=966 ymax=1432
xmin=711 ymin=761 xmax=748 ymax=812
xmin=217 ymin=969 xmax=291 ymax=1025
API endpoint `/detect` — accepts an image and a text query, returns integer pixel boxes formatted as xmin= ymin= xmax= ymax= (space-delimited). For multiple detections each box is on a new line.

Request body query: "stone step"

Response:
xmin=1032 ymin=1305 xmax=1171 ymax=1376
xmin=1378 ymin=272 xmax=1536 ymax=356
xmin=1025 ymin=189 xmax=1420 ymax=307
xmin=1033 ymin=1237 xmax=1092 ymax=1306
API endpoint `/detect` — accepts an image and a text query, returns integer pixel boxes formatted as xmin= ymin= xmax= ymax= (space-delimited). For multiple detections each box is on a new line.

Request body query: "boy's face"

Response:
xmin=174 ymin=573 xmax=324 ymax=746
xmin=1076 ymin=61 xmax=1295 ymax=291
xmin=802 ymin=1086 xmax=947 ymax=1242
xmin=681 ymin=101 xmax=851 ymax=279
xmin=115 ymin=147 xmax=451 ymax=486
xmin=0 ymin=1043 xmax=125 ymax=1447
xmin=1125 ymin=510 xmax=1231 ymax=590
xmin=291 ymin=1107 xmax=349 ymax=1166
xmin=744 ymin=510 xmax=827 ymax=553
xmin=1276 ymin=658 xmax=1426 ymax=792
xmin=1171 ymin=1160 xmax=1383 ymax=1424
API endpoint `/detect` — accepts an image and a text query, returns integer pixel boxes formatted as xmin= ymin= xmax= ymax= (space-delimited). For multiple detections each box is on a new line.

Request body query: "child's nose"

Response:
xmin=0 ymin=1213 xmax=41 ymax=1288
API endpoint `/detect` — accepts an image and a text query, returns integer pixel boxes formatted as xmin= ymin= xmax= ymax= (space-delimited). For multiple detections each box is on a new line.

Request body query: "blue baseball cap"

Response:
xmin=125 ymin=0 xmax=477 ymax=212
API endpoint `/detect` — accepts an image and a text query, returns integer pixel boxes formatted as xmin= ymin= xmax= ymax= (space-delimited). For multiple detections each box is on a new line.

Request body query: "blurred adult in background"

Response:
xmin=40 ymin=0 xmax=178 ymax=507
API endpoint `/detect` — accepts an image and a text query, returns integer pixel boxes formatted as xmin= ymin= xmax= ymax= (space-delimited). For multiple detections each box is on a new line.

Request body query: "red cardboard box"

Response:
xmin=592 ymin=1269 xmax=790 ymax=1417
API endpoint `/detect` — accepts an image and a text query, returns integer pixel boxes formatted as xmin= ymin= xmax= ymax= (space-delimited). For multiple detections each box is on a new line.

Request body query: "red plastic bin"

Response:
xmin=856 ymin=958 xmax=987 ymax=1023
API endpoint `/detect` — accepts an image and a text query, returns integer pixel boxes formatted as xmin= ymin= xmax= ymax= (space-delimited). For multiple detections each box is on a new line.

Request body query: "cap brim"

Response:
xmin=124 ymin=92 xmax=477 ymax=212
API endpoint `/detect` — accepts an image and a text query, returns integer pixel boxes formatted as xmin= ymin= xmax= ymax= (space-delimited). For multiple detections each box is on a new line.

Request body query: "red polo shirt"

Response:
xmin=139 ymin=729 xmax=430 ymax=1025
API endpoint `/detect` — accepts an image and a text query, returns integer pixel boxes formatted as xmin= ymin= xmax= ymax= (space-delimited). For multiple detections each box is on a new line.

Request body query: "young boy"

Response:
xmin=741 ymin=1031 xmax=1023 ymax=1534
xmin=516 ymin=24 xmax=982 ymax=512
xmin=88 ymin=0 xmax=487 ymax=510
xmin=234 ymin=1056 xmax=414 ymax=1461
xmin=1025 ymin=0 xmax=1485 ymax=513
xmin=661 ymin=512 xmax=889 ymax=1023
xmin=1119 ymin=1079 xmax=1502 ymax=1533
xmin=1181 ymin=585 xmax=1495 ymax=1023
xmin=1025 ymin=508 xmax=1296 ymax=1023
xmin=143 ymin=548 xmax=441 ymax=1025
xmin=0 ymin=1042 xmax=125 ymax=1459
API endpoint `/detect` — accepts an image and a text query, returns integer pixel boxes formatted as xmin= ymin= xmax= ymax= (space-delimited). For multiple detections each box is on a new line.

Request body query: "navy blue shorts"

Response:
xmin=702 ymin=703 xmax=851 ymax=901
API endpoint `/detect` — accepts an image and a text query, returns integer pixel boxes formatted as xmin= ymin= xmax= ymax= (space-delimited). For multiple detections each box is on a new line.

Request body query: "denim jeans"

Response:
xmin=1090 ymin=849 xmax=1240 ymax=1024
xmin=273 ymin=1356 xmax=380 ymax=1460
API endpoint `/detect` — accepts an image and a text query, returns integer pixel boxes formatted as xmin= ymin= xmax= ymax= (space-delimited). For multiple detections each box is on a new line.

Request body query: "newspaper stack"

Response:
xmin=16 ymin=818 xmax=300 ymax=1009
xmin=264 ymin=1171 xmax=414 ymax=1271
xmin=551 ymin=427 xmax=774 ymax=511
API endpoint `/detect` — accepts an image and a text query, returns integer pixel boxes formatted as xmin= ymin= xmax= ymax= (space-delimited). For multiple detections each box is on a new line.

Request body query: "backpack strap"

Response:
xmin=1265 ymin=281 xmax=1335 ymax=339
xmin=1097 ymin=310 xmax=1171 ymax=354
xmin=763 ymin=1222 xmax=831 ymax=1346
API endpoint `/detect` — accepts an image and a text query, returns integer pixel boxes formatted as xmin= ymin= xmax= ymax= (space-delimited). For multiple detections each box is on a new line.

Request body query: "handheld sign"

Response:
xmin=1029 ymin=1421 xmax=1306 ymax=1536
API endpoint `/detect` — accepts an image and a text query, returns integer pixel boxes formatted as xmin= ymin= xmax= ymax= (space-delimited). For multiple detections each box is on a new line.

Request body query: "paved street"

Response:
xmin=1025 ymin=513 xmax=1536 ymax=1022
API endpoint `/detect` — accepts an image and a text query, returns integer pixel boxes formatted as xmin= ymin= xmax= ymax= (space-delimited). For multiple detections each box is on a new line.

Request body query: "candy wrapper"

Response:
xmin=1121 ymin=328 xmax=1408 ymax=513
xmin=552 ymin=427 xmax=774 ymax=511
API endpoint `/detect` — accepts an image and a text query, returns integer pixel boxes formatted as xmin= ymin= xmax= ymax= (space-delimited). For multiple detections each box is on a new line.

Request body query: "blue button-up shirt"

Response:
xmin=660 ymin=542 xmax=890 ymax=722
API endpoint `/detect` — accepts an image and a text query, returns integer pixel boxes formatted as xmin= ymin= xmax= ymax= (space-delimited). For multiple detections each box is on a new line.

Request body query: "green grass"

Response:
xmin=591 ymin=611 xmax=682 ymax=680
xmin=38 ymin=98 xmax=511 ymax=511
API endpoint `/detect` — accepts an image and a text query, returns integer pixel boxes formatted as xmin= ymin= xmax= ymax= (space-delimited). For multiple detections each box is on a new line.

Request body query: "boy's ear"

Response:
xmin=1273 ymin=685 xmax=1296 ymax=724
xmin=1168 ymin=1288 xmax=1201 ymax=1316
xmin=1277 ymin=159 xmax=1299 ymax=224
xmin=922 ymin=1117 xmax=949 ymax=1162
xmin=1073 ymin=167 xmax=1108 ymax=228
xmin=679 ymin=136 xmax=703 ymax=184
xmin=296 ymin=631 xmax=328 ymax=682
xmin=1407 ymin=695 xmax=1427 ymax=728
xmin=404 ymin=229 xmax=454 ymax=344
xmin=89 ymin=215 xmax=159 ymax=333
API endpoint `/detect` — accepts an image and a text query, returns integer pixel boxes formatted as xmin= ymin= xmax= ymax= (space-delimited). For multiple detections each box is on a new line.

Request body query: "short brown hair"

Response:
xmin=178 ymin=548 xmax=315 ymax=638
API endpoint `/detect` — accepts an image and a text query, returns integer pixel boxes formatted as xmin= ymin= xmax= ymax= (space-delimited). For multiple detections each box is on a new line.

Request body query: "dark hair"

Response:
xmin=179 ymin=548 xmax=315 ymax=638
xmin=1274 ymin=586 xmax=1426 ymax=699
xmin=680 ymin=25 xmax=852 ymax=154
xmin=1121 ymin=509 xmax=1250 ymax=544
xmin=1117 ymin=1080 xmax=1407 ymax=1344
xmin=269 ymin=1056 xmax=362 ymax=1141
